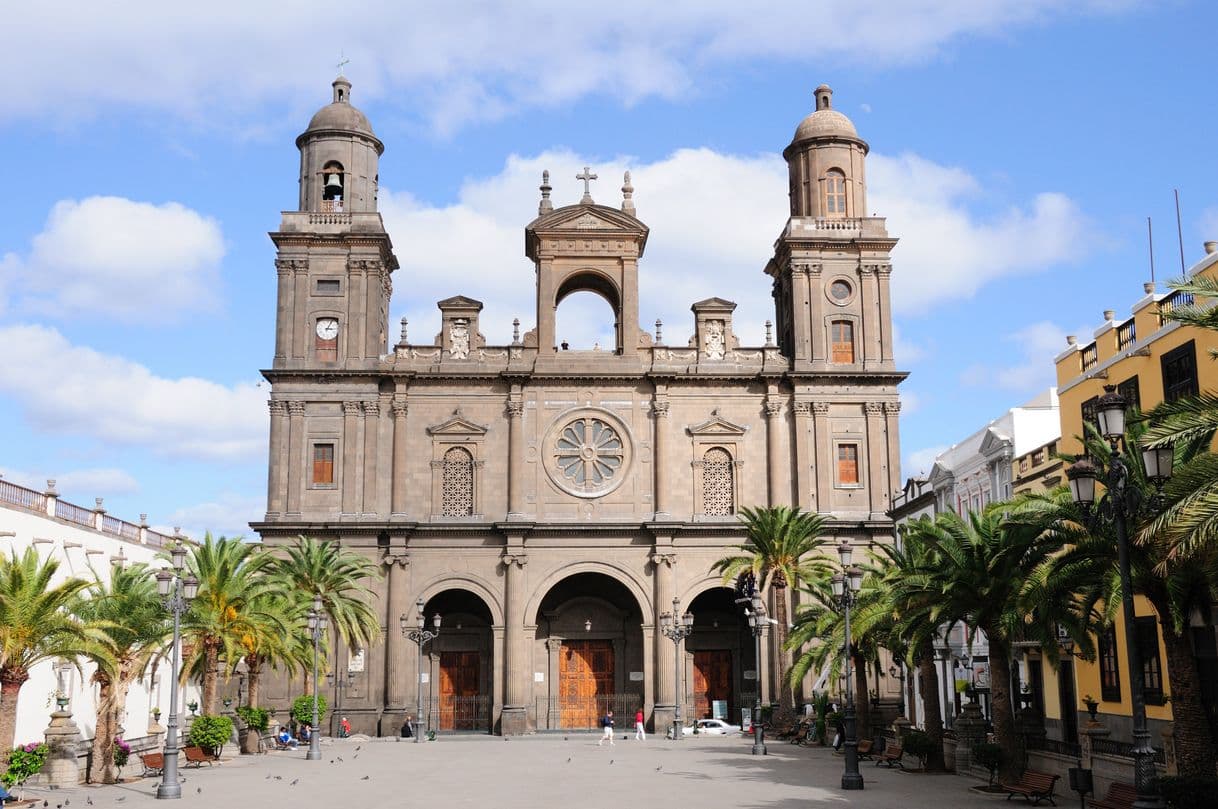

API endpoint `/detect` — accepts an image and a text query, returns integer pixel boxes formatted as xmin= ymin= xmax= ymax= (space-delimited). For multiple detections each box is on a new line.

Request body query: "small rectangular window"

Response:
xmin=1135 ymin=616 xmax=1165 ymax=704
xmin=1161 ymin=341 xmax=1198 ymax=403
xmin=1081 ymin=396 xmax=1100 ymax=439
xmin=312 ymin=444 xmax=335 ymax=486
xmin=315 ymin=279 xmax=341 ymax=296
xmin=1117 ymin=376 xmax=1141 ymax=413
xmin=837 ymin=444 xmax=859 ymax=485
xmin=1099 ymin=625 xmax=1121 ymax=702
xmin=831 ymin=321 xmax=855 ymax=364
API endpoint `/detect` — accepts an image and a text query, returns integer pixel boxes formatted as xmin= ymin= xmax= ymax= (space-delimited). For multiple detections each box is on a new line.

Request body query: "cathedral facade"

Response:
xmin=253 ymin=78 xmax=906 ymax=736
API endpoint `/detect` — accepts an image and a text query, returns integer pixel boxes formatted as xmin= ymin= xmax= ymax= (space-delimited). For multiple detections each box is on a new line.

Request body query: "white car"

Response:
xmin=668 ymin=718 xmax=742 ymax=737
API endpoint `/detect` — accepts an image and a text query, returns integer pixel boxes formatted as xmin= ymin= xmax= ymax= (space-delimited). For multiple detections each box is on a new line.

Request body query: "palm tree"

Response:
xmin=0 ymin=548 xmax=97 ymax=754
xmin=72 ymin=563 xmax=168 ymax=784
xmin=267 ymin=535 xmax=382 ymax=694
xmin=900 ymin=507 xmax=1069 ymax=781
xmin=238 ymin=590 xmax=308 ymax=711
xmin=176 ymin=534 xmax=278 ymax=713
xmin=712 ymin=506 xmax=833 ymax=715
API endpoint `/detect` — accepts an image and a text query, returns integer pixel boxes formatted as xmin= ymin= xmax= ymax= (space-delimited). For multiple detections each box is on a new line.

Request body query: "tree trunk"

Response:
xmin=853 ymin=650 xmax=871 ymax=737
xmin=246 ymin=654 xmax=262 ymax=709
xmin=0 ymin=669 xmax=29 ymax=758
xmin=202 ymin=641 xmax=220 ymax=714
xmin=89 ymin=676 xmax=115 ymax=784
xmin=1160 ymin=618 xmax=1218 ymax=775
xmin=774 ymin=586 xmax=795 ymax=714
xmin=916 ymin=638 xmax=946 ymax=771
xmin=986 ymin=634 xmax=1021 ymax=782
xmin=107 ymin=664 xmax=136 ymax=784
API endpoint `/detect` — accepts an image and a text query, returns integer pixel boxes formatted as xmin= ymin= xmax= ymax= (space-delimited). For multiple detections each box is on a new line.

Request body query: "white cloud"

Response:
xmin=960 ymin=320 xmax=1076 ymax=392
xmin=1199 ymin=206 xmax=1218 ymax=245
xmin=161 ymin=492 xmax=265 ymax=541
xmin=0 ymin=324 xmax=265 ymax=461
xmin=0 ymin=466 xmax=141 ymax=499
xmin=383 ymin=148 xmax=1092 ymax=347
xmin=4 ymin=197 xmax=225 ymax=323
xmin=904 ymin=444 xmax=949 ymax=479
xmin=0 ymin=2 xmax=1137 ymax=131
xmin=869 ymin=154 xmax=1092 ymax=314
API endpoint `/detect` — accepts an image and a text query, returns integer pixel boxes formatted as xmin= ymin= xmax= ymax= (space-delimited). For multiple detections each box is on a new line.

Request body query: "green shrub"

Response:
xmin=292 ymin=694 xmax=328 ymax=727
xmin=972 ymin=742 xmax=1005 ymax=787
xmin=901 ymin=730 xmax=935 ymax=770
xmin=1157 ymin=774 xmax=1218 ymax=809
xmin=188 ymin=715 xmax=233 ymax=756
xmin=3 ymin=742 xmax=49 ymax=788
xmin=236 ymin=706 xmax=270 ymax=733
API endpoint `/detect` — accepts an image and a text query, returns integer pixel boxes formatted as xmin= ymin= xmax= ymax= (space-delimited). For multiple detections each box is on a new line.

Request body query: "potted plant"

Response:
xmin=1082 ymin=695 xmax=1099 ymax=721
xmin=151 ymin=707 xmax=162 ymax=722
xmin=901 ymin=729 xmax=935 ymax=771
xmin=188 ymin=715 xmax=234 ymax=759
xmin=112 ymin=737 xmax=131 ymax=779
xmin=187 ymin=700 xmax=199 ymax=716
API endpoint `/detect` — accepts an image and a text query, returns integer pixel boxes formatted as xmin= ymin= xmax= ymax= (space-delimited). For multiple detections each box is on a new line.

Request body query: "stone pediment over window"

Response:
xmin=927 ymin=461 xmax=954 ymax=489
xmin=426 ymin=409 xmax=489 ymax=437
xmin=686 ymin=410 xmax=749 ymax=437
xmin=978 ymin=428 xmax=1013 ymax=461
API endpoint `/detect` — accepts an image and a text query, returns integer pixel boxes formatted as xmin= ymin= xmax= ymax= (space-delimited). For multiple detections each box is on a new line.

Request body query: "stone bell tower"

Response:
xmin=270 ymin=76 xmax=398 ymax=373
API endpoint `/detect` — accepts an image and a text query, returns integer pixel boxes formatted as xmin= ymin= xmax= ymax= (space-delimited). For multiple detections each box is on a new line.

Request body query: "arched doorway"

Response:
xmin=422 ymin=589 xmax=495 ymax=733
xmin=533 ymin=572 xmax=645 ymax=730
xmin=686 ymin=587 xmax=753 ymax=725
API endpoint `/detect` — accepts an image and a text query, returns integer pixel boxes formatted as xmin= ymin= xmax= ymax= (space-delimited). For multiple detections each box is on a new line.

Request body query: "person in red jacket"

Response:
xmin=634 ymin=708 xmax=646 ymax=741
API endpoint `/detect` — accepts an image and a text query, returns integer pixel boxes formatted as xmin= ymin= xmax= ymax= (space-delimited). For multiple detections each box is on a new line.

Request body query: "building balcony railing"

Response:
xmin=1081 ymin=342 xmax=1098 ymax=371
xmin=1092 ymin=736 xmax=1166 ymax=764
xmin=1116 ymin=318 xmax=1137 ymax=350
xmin=1158 ymin=289 xmax=1195 ymax=322
xmin=0 ymin=477 xmax=177 ymax=548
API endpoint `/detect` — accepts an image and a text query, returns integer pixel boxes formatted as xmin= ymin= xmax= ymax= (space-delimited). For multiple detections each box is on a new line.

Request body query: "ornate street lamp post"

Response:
xmin=1065 ymin=384 xmax=1172 ymax=809
xmin=659 ymin=597 xmax=694 ymax=742
xmin=832 ymin=541 xmax=865 ymax=791
xmin=400 ymin=597 xmax=441 ymax=743
xmin=306 ymin=596 xmax=328 ymax=761
xmin=888 ymin=660 xmax=906 ymax=718
xmin=154 ymin=543 xmax=198 ymax=801
xmin=746 ymin=592 xmax=768 ymax=755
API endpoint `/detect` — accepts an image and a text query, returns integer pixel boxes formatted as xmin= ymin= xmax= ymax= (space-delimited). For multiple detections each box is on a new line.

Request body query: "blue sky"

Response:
xmin=1 ymin=1 xmax=1215 ymax=537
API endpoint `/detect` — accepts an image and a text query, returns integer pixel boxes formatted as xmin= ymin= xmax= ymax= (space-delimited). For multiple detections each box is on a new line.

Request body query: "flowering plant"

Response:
xmin=3 ymin=742 xmax=49 ymax=788
xmin=112 ymin=737 xmax=131 ymax=769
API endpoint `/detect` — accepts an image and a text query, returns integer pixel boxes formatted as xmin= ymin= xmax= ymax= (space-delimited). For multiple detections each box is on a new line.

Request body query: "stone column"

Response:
xmin=43 ymin=705 xmax=82 ymax=788
xmin=652 ymin=550 xmax=677 ymax=732
xmin=808 ymin=264 xmax=825 ymax=364
xmin=641 ymin=624 xmax=656 ymax=728
xmin=812 ymin=402 xmax=831 ymax=509
xmin=390 ymin=397 xmax=409 ymax=517
xmin=266 ymin=400 xmax=289 ymax=517
xmin=859 ymin=263 xmax=881 ymax=366
xmin=291 ymin=262 xmax=309 ymax=361
xmin=382 ymin=550 xmax=410 ymax=710
xmin=506 ymin=396 xmax=526 ymax=519
xmin=792 ymin=400 xmax=814 ymax=510
xmin=765 ymin=397 xmax=789 ymax=507
xmin=545 ymin=637 xmax=563 ymax=729
xmin=362 ymin=400 xmax=379 ymax=516
xmin=865 ymin=402 xmax=887 ymax=516
xmin=347 ymin=260 xmax=365 ymax=362
xmin=790 ymin=264 xmax=812 ymax=363
xmin=876 ymin=265 xmax=894 ymax=364
xmin=286 ymin=401 xmax=306 ymax=516
xmin=884 ymin=402 xmax=902 ymax=498
xmin=342 ymin=401 xmax=362 ymax=516
xmin=274 ymin=259 xmax=296 ymax=362
xmin=953 ymin=699 xmax=986 ymax=776
xmin=501 ymin=549 xmax=529 ymax=735
xmin=652 ymin=398 xmax=670 ymax=517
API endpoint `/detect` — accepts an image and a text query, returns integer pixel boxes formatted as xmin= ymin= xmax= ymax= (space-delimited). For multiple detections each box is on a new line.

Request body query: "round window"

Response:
xmin=830 ymin=280 xmax=852 ymax=301
xmin=544 ymin=409 xmax=634 ymax=499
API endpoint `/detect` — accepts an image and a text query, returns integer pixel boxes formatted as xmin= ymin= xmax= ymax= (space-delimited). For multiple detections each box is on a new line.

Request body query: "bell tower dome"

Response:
xmin=295 ymin=76 xmax=383 ymax=213
xmin=783 ymin=84 xmax=869 ymax=219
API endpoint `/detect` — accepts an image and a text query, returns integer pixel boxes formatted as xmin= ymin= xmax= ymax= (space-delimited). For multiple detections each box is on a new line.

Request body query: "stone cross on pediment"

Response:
xmin=576 ymin=166 xmax=598 ymax=204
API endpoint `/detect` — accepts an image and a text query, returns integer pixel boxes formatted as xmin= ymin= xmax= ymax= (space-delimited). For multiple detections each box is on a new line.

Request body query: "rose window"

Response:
xmin=554 ymin=418 xmax=624 ymax=493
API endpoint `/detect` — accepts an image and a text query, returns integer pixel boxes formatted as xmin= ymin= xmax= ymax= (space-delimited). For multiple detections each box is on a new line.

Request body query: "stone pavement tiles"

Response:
xmin=22 ymin=735 xmax=1015 ymax=809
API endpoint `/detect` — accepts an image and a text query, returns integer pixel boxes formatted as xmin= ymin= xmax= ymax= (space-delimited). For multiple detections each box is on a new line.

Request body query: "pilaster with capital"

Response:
xmin=807 ymin=263 xmax=825 ymax=363
xmin=266 ymin=400 xmax=289 ymax=516
xmin=792 ymin=400 xmax=814 ymax=510
xmin=274 ymin=258 xmax=305 ymax=362
xmin=652 ymin=397 xmax=671 ymax=517
xmin=390 ymin=398 xmax=410 ymax=516
xmin=286 ymin=401 xmax=306 ymax=516
xmin=790 ymin=262 xmax=812 ymax=362
xmin=346 ymin=258 xmax=366 ymax=361
xmin=382 ymin=549 xmax=410 ymax=708
xmin=859 ymin=262 xmax=881 ymax=365
xmin=362 ymin=400 xmax=380 ymax=515
xmin=291 ymin=261 xmax=309 ymax=361
xmin=876 ymin=264 xmax=894 ymax=364
xmin=506 ymin=397 xmax=526 ymax=518
xmin=764 ymin=397 xmax=790 ymax=506
xmin=342 ymin=401 xmax=363 ymax=515
xmin=811 ymin=401 xmax=832 ymax=509
xmin=884 ymin=401 xmax=902 ymax=499
xmin=501 ymin=549 xmax=529 ymax=733
xmin=651 ymin=551 xmax=677 ymax=711
xmin=865 ymin=402 xmax=887 ymax=515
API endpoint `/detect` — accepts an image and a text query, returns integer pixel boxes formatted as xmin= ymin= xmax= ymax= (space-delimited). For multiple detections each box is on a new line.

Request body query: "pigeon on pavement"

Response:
xmin=361 ymin=775 xmax=370 ymax=781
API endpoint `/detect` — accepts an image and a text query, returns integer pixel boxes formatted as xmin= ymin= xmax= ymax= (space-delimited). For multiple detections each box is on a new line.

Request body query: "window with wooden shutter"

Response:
xmin=824 ymin=170 xmax=847 ymax=217
xmin=1099 ymin=625 xmax=1121 ymax=701
xmin=831 ymin=320 xmax=854 ymax=364
xmin=312 ymin=443 xmax=335 ymax=486
xmin=1135 ymin=616 xmax=1165 ymax=704
xmin=837 ymin=444 xmax=859 ymax=485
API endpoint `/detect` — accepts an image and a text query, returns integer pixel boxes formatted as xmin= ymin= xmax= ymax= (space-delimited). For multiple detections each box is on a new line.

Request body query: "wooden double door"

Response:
xmin=560 ymin=640 xmax=614 ymax=729
xmin=438 ymin=651 xmax=481 ymax=731
xmin=693 ymin=650 xmax=733 ymax=721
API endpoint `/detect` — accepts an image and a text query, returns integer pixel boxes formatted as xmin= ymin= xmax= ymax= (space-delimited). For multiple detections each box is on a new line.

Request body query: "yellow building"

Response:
xmin=1042 ymin=242 xmax=1218 ymax=749
xmin=1012 ymin=437 xmax=1064 ymax=496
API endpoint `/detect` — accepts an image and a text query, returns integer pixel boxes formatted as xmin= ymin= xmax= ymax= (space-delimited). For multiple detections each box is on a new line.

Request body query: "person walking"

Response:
xmin=598 ymin=709 xmax=615 ymax=746
xmin=634 ymin=708 xmax=646 ymax=741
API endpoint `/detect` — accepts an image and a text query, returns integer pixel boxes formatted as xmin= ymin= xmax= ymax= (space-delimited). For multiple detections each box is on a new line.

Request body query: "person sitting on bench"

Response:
xmin=277 ymin=728 xmax=298 ymax=748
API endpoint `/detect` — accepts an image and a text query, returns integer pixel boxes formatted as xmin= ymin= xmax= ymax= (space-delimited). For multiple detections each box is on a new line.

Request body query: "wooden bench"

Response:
xmin=875 ymin=742 xmax=904 ymax=768
xmin=1088 ymin=782 xmax=1136 ymax=809
xmin=855 ymin=738 xmax=875 ymax=760
xmin=139 ymin=752 xmax=164 ymax=777
xmin=181 ymin=746 xmax=217 ymax=768
xmin=1001 ymin=769 xmax=1060 ymax=806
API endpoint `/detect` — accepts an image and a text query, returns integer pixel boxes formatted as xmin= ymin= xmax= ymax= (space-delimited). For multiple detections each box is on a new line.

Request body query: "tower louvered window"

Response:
xmin=825 ymin=170 xmax=847 ymax=216
xmin=702 ymin=447 xmax=735 ymax=516
xmin=441 ymin=447 xmax=474 ymax=517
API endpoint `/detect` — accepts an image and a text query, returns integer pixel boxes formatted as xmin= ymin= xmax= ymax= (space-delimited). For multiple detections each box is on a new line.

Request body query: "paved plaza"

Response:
xmin=22 ymin=735 xmax=1017 ymax=809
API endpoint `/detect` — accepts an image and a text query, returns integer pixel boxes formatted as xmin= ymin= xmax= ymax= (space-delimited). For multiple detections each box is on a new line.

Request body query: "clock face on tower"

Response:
xmin=316 ymin=318 xmax=339 ymax=340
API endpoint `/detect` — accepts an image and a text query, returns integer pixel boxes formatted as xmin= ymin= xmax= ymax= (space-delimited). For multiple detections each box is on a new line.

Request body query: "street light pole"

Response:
xmin=400 ymin=597 xmax=441 ymax=743
xmin=1065 ymin=384 xmax=1173 ymax=809
xmin=833 ymin=541 xmax=865 ymax=791
xmin=306 ymin=596 xmax=327 ymax=761
xmin=747 ymin=592 xmax=767 ymax=755
xmin=659 ymin=597 xmax=694 ymax=742
xmin=155 ymin=543 xmax=198 ymax=801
